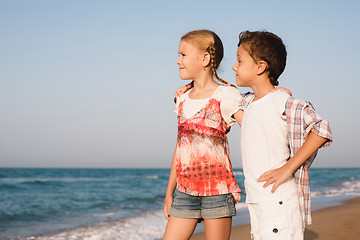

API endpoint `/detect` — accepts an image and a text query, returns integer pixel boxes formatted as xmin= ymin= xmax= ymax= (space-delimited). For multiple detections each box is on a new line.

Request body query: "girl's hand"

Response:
xmin=232 ymin=192 xmax=241 ymax=203
xmin=163 ymin=195 xmax=174 ymax=220
xmin=272 ymin=87 xmax=292 ymax=96
xmin=256 ymin=165 xmax=293 ymax=193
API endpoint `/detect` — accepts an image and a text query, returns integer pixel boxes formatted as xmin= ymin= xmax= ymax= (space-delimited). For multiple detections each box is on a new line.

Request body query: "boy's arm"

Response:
xmin=257 ymin=131 xmax=327 ymax=193
xmin=233 ymin=109 xmax=244 ymax=127
xmin=174 ymin=82 xmax=193 ymax=103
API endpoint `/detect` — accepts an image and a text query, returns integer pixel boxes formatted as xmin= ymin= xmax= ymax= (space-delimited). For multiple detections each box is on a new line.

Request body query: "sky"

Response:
xmin=1 ymin=0 xmax=360 ymax=168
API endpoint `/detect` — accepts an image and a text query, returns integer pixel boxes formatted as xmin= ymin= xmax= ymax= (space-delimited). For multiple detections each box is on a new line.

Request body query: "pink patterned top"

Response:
xmin=175 ymin=86 xmax=241 ymax=199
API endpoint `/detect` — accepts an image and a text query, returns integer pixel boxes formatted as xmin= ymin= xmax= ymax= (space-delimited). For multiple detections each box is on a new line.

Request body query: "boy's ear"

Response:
xmin=256 ymin=60 xmax=268 ymax=75
xmin=202 ymin=52 xmax=211 ymax=67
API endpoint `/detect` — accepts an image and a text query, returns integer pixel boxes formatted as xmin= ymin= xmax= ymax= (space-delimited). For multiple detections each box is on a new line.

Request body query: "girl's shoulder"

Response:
xmin=214 ymin=85 xmax=242 ymax=101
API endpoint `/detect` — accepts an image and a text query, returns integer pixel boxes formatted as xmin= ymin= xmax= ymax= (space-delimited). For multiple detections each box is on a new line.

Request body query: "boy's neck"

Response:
xmin=250 ymin=77 xmax=276 ymax=101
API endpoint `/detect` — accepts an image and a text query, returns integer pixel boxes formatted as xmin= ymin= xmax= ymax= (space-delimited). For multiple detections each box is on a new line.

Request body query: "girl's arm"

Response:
xmin=272 ymin=86 xmax=292 ymax=96
xmin=163 ymin=148 xmax=178 ymax=220
xmin=175 ymin=85 xmax=292 ymax=103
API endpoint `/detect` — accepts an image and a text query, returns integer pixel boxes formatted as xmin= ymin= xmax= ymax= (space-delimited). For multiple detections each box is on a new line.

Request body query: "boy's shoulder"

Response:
xmin=270 ymin=90 xmax=291 ymax=106
xmin=285 ymin=96 xmax=315 ymax=112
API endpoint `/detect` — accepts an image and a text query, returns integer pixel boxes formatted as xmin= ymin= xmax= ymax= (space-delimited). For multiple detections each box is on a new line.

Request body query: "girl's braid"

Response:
xmin=209 ymin=46 xmax=229 ymax=86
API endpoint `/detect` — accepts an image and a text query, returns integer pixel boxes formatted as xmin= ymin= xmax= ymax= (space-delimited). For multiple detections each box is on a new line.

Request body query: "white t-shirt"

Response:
xmin=241 ymin=90 xmax=297 ymax=203
xmin=176 ymin=85 xmax=242 ymax=127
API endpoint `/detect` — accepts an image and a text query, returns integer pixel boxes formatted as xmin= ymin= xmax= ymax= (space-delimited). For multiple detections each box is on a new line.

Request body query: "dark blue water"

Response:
xmin=0 ymin=168 xmax=359 ymax=240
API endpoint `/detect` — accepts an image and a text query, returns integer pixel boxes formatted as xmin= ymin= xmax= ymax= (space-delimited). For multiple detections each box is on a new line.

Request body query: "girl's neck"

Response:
xmin=189 ymin=74 xmax=219 ymax=99
xmin=192 ymin=73 xmax=218 ymax=90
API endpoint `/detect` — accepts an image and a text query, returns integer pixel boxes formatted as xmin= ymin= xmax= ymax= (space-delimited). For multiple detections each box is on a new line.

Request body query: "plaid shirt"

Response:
xmin=240 ymin=92 xmax=333 ymax=228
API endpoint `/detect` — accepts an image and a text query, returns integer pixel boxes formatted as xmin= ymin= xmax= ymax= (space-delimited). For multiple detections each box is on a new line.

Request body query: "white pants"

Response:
xmin=247 ymin=194 xmax=303 ymax=240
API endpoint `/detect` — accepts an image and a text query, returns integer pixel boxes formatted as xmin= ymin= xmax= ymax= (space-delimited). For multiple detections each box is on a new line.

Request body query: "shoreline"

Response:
xmin=190 ymin=196 xmax=360 ymax=240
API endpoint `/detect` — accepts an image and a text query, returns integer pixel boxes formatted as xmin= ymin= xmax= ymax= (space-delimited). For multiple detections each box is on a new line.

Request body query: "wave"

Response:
xmin=15 ymin=210 xmax=167 ymax=240
xmin=311 ymin=179 xmax=360 ymax=198
xmin=124 ymin=195 xmax=165 ymax=204
xmin=233 ymin=171 xmax=244 ymax=176
xmin=146 ymin=175 xmax=159 ymax=179
xmin=11 ymin=201 xmax=249 ymax=240
xmin=0 ymin=177 xmax=112 ymax=185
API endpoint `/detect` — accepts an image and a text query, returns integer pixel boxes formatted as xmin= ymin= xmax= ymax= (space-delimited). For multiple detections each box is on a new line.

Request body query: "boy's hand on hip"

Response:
xmin=257 ymin=165 xmax=293 ymax=193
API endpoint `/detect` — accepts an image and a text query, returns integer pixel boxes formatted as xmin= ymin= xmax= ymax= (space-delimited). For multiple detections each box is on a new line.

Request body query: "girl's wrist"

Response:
xmin=165 ymin=190 xmax=175 ymax=198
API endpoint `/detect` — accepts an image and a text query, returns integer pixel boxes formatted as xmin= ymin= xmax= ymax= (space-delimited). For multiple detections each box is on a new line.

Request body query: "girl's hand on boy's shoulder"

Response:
xmin=272 ymin=87 xmax=292 ymax=96
xmin=256 ymin=165 xmax=293 ymax=193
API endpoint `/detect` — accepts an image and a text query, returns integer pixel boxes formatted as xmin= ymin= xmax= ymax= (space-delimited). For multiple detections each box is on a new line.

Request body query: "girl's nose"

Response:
xmin=232 ymin=64 xmax=237 ymax=71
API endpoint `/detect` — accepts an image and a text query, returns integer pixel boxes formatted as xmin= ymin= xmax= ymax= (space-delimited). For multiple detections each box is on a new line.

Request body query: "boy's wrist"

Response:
xmin=283 ymin=162 xmax=296 ymax=175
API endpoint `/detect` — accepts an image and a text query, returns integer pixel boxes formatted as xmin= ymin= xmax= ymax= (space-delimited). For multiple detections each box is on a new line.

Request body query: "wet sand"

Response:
xmin=190 ymin=197 xmax=360 ymax=240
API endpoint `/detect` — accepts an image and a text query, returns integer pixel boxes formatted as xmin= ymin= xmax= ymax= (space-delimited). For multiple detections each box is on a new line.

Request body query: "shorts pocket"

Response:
xmin=258 ymin=200 xmax=292 ymax=239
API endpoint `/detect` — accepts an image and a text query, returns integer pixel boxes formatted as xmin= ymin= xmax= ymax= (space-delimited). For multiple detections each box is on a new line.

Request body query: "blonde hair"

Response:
xmin=181 ymin=30 xmax=229 ymax=86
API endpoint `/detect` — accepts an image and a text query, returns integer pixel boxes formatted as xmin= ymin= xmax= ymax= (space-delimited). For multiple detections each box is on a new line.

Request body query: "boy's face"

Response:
xmin=232 ymin=44 xmax=259 ymax=87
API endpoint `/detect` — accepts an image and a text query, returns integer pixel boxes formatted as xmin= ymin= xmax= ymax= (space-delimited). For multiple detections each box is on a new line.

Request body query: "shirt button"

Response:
xmin=273 ymin=228 xmax=278 ymax=233
xmin=279 ymin=201 xmax=283 ymax=205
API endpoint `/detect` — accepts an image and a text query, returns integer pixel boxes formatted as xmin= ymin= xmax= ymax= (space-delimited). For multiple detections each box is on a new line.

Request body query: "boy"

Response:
xmin=233 ymin=31 xmax=332 ymax=240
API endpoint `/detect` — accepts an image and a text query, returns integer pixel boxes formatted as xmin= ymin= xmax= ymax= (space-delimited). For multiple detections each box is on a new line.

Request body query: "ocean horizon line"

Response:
xmin=1 ymin=166 xmax=360 ymax=169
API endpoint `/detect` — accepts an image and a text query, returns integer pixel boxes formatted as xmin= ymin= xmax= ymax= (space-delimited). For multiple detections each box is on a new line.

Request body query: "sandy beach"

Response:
xmin=190 ymin=197 xmax=360 ymax=240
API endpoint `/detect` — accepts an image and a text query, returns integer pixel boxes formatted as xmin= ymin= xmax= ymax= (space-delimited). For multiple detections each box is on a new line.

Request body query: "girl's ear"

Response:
xmin=256 ymin=60 xmax=268 ymax=75
xmin=202 ymin=52 xmax=211 ymax=68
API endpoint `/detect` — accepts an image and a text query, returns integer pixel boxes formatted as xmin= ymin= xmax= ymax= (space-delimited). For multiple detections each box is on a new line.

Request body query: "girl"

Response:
xmin=163 ymin=30 xmax=243 ymax=240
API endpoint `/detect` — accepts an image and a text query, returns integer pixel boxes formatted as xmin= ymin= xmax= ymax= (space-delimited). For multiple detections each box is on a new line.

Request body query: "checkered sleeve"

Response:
xmin=303 ymin=104 xmax=333 ymax=148
xmin=239 ymin=92 xmax=254 ymax=111
xmin=286 ymin=97 xmax=333 ymax=227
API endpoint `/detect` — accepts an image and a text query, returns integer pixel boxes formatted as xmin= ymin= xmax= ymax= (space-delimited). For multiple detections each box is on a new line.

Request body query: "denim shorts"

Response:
xmin=169 ymin=190 xmax=236 ymax=219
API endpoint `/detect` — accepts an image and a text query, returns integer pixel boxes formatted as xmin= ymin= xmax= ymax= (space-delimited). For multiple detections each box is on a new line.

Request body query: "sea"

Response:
xmin=1 ymin=168 xmax=360 ymax=240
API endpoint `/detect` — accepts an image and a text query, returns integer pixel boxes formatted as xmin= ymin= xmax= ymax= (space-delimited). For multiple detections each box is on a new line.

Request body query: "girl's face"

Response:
xmin=232 ymin=44 xmax=258 ymax=87
xmin=177 ymin=40 xmax=205 ymax=80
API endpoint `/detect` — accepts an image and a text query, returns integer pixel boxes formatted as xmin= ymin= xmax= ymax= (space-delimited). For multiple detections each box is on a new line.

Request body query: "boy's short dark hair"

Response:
xmin=238 ymin=31 xmax=287 ymax=86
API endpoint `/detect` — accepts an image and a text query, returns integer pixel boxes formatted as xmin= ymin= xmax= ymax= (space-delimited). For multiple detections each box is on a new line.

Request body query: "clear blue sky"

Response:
xmin=1 ymin=0 xmax=359 ymax=168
